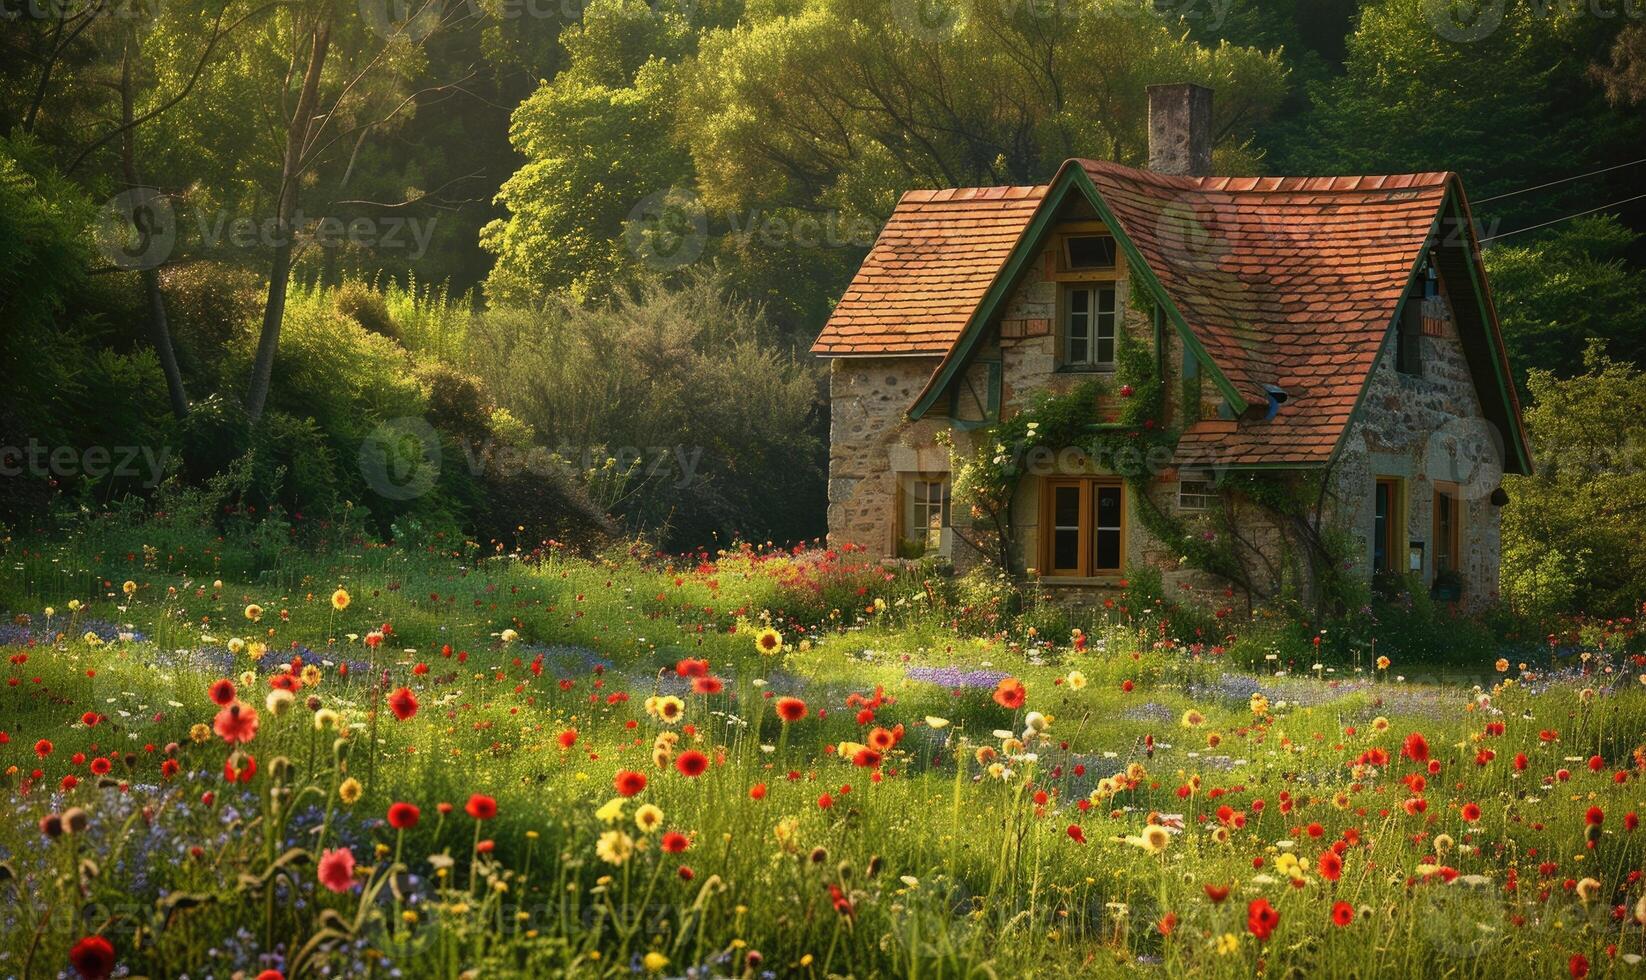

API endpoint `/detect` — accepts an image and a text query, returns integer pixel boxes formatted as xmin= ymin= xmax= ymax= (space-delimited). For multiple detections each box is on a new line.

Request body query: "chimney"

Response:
xmin=1147 ymin=83 xmax=1214 ymax=177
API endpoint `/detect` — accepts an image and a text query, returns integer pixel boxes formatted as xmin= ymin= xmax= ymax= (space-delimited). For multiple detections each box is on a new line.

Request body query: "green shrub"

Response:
xmin=333 ymin=279 xmax=399 ymax=339
xmin=160 ymin=261 xmax=262 ymax=382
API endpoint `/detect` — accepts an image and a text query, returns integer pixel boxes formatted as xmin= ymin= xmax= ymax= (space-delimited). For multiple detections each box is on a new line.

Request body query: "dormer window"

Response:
xmin=1063 ymin=234 xmax=1117 ymax=271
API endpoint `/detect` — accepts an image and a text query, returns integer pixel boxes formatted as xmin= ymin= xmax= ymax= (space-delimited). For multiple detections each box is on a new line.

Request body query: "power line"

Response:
xmin=1479 ymin=192 xmax=1646 ymax=244
xmin=1476 ymin=157 xmax=1646 ymax=204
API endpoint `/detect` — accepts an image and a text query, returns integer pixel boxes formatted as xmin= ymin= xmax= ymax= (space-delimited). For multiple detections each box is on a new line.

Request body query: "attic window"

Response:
xmin=1395 ymin=250 xmax=1438 ymax=376
xmin=1064 ymin=235 xmax=1117 ymax=271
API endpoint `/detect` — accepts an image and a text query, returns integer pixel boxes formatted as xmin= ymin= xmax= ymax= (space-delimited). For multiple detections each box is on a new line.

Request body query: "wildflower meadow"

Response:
xmin=1 ymin=527 xmax=1644 ymax=979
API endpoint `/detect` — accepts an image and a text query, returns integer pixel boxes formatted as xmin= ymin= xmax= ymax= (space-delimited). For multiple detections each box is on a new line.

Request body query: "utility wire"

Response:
xmin=1479 ymin=192 xmax=1646 ymax=244
xmin=1475 ymin=157 xmax=1646 ymax=204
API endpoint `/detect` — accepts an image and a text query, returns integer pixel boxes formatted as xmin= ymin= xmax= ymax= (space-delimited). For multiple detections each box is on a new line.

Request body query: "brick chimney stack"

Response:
xmin=1147 ymin=83 xmax=1214 ymax=177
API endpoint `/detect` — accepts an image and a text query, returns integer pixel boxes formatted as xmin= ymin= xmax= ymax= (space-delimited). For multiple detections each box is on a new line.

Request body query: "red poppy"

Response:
xmin=749 ymin=783 xmax=767 ymax=800
xmin=1571 ymin=954 xmax=1590 ymax=979
xmin=692 ymin=676 xmax=724 ymax=695
xmin=1318 ymin=850 xmax=1343 ymax=882
xmin=81 ymin=711 xmax=100 ymax=727
xmin=388 ymin=687 xmax=418 ymax=721
xmin=317 ymin=847 xmax=356 ymax=893
xmin=68 ymin=935 xmax=115 ymax=980
xmin=388 ymin=802 xmax=421 ymax=829
xmin=614 ymin=770 xmax=648 ymax=797
xmin=223 ymin=752 xmax=257 ymax=783
xmin=818 ymin=792 xmax=834 ymax=809
xmin=256 ymin=972 xmax=285 ymax=980
xmin=1067 ymin=824 xmax=1086 ymax=844
xmin=557 ymin=728 xmax=577 ymax=749
xmin=775 ymin=697 xmax=808 ymax=723
xmin=208 ymin=678 xmax=237 ymax=706
xmin=1401 ymin=732 xmax=1430 ymax=764
xmin=1586 ymin=806 xmax=1605 ymax=827
xmin=992 ymin=677 xmax=1027 ymax=710
xmin=213 ymin=702 xmax=259 ymax=744
xmin=676 ymin=750 xmax=709 ymax=777
xmin=675 ymin=658 xmax=709 ymax=677
xmin=1203 ymin=883 xmax=1230 ymax=903
xmin=1462 ymin=802 xmax=1481 ymax=822
xmin=851 ymin=748 xmax=882 ymax=768
xmin=464 ymin=794 xmax=498 ymax=820
xmin=1331 ymin=901 xmax=1354 ymax=927
xmin=1247 ymin=897 xmax=1280 ymax=939
xmin=35 ymin=738 xmax=53 ymax=758
xmin=661 ymin=831 xmax=690 ymax=853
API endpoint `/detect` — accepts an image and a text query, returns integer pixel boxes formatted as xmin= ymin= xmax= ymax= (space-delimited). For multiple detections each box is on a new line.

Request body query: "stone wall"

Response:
xmin=822 ymin=221 xmax=1504 ymax=611
xmin=825 ymin=356 xmax=954 ymax=557
xmin=1330 ymin=292 xmax=1504 ymax=609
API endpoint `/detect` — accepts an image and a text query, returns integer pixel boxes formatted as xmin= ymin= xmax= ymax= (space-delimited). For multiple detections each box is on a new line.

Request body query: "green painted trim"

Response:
xmin=1069 ymin=168 xmax=1248 ymax=413
xmin=1321 ymin=205 xmax=1448 ymax=468
xmin=907 ymin=179 xmax=1076 ymax=420
xmin=950 ymin=360 xmax=1003 ymax=432
xmin=1323 ymin=181 xmax=1532 ymax=477
xmin=1447 ymin=190 xmax=1534 ymax=476
xmin=907 ymin=163 xmax=1247 ymax=420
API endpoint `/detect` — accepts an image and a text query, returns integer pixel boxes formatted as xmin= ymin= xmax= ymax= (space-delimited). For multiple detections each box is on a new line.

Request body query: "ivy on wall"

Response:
xmin=946 ymin=278 xmax=1366 ymax=619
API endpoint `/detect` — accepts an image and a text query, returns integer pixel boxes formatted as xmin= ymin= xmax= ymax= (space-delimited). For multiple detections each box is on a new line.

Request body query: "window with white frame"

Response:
xmin=1064 ymin=284 xmax=1117 ymax=370
xmin=1178 ymin=476 xmax=1218 ymax=511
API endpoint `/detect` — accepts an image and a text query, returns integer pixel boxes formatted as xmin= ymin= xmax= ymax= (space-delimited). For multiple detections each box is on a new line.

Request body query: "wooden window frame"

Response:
xmin=1431 ymin=481 xmax=1462 ymax=580
xmin=1060 ymin=283 xmax=1119 ymax=372
xmin=895 ymin=473 xmax=950 ymax=557
xmin=1372 ymin=477 xmax=1406 ymax=575
xmin=1049 ymin=222 xmax=1125 ymax=282
xmin=1038 ymin=477 xmax=1127 ymax=579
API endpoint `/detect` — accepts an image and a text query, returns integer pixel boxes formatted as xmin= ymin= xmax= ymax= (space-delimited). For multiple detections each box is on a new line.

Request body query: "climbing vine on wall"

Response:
xmin=946 ymin=307 xmax=1172 ymax=573
xmin=946 ymin=275 xmax=1367 ymax=618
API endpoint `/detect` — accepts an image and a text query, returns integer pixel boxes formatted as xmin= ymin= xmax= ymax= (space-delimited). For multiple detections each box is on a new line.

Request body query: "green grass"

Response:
xmin=2 ymin=525 xmax=1644 ymax=978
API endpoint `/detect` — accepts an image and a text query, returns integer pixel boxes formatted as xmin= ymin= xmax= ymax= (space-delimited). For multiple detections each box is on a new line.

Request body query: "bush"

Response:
xmin=333 ymin=279 xmax=398 ymax=339
xmin=160 ymin=262 xmax=262 ymax=382
xmin=415 ymin=360 xmax=492 ymax=450
xmin=463 ymin=270 xmax=826 ymax=549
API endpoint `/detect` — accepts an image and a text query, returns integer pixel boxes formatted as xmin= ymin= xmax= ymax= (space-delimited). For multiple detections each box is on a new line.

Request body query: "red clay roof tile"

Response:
xmin=813 ymin=158 xmax=1462 ymax=466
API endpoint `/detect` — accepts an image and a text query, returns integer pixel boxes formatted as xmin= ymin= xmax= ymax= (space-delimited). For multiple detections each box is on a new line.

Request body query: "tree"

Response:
xmin=680 ymin=0 xmax=1288 ymax=216
xmin=1484 ymin=216 xmax=1646 ymax=389
xmin=1282 ymin=0 xmax=1645 ymax=230
xmin=1592 ymin=23 xmax=1646 ymax=105
xmin=480 ymin=0 xmax=698 ymax=306
xmin=1503 ymin=344 xmax=1646 ymax=619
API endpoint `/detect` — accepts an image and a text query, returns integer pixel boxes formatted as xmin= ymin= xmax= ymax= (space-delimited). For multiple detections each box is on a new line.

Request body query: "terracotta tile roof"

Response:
xmin=813 ymin=159 xmax=1469 ymax=467
xmin=1079 ymin=161 xmax=1452 ymax=466
xmin=810 ymin=184 xmax=1047 ymax=356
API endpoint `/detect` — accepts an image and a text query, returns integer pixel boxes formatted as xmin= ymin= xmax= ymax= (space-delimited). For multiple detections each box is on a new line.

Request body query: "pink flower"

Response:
xmin=318 ymin=847 xmax=356 ymax=893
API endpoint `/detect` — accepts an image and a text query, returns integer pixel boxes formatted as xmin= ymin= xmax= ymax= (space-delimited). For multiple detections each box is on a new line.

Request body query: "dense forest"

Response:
xmin=3 ymin=0 xmax=1645 ymax=613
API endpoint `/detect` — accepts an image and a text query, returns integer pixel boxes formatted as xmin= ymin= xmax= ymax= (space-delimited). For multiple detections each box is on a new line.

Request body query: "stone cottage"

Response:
xmin=812 ymin=84 xmax=1531 ymax=610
